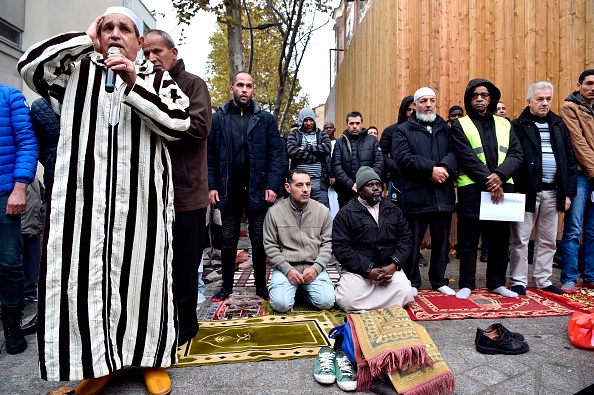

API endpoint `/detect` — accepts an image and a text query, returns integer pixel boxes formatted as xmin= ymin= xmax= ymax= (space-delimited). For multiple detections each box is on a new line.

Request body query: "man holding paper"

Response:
xmin=509 ymin=82 xmax=577 ymax=295
xmin=451 ymin=79 xmax=523 ymax=299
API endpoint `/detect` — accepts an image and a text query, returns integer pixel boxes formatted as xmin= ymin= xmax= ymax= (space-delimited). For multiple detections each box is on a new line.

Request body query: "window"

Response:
xmin=0 ymin=18 xmax=21 ymax=47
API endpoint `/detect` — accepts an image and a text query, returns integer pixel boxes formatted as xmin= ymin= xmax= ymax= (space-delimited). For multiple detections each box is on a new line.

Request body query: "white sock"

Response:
xmin=492 ymin=286 xmax=518 ymax=298
xmin=437 ymin=285 xmax=456 ymax=296
xmin=456 ymin=287 xmax=472 ymax=299
xmin=412 ymin=287 xmax=418 ymax=297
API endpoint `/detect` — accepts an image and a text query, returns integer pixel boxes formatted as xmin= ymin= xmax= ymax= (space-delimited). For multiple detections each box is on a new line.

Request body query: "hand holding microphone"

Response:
xmin=104 ymin=46 xmax=136 ymax=92
xmin=105 ymin=47 xmax=120 ymax=92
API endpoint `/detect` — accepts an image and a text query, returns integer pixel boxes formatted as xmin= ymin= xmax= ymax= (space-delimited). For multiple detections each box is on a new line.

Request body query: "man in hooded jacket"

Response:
xmin=380 ymin=95 xmax=414 ymax=206
xmin=286 ymin=108 xmax=331 ymax=207
xmin=451 ymin=78 xmax=523 ymax=299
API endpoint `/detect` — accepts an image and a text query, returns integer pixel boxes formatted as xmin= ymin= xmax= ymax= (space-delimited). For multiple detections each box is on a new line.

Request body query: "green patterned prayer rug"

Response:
xmin=174 ymin=313 xmax=333 ymax=367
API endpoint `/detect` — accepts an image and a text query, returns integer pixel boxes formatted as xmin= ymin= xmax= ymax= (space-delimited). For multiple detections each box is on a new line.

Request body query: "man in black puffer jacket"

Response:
xmin=331 ymin=111 xmax=383 ymax=207
xmin=393 ymin=87 xmax=457 ymax=297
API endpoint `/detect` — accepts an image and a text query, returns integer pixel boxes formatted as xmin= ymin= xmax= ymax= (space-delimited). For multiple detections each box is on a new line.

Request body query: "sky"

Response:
xmin=141 ymin=0 xmax=340 ymax=107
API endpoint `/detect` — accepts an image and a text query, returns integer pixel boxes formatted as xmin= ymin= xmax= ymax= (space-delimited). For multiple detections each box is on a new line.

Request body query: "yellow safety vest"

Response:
xmin=456 ymin=115 xmax=514 ymax=187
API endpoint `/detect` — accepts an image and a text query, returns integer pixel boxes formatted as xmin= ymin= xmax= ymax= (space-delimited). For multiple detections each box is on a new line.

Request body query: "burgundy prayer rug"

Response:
xmin=212 ymin=293 xmax=266 ymax=320
xmin=233 ymin=266 xmax=342 ymax=287
xmin=531 ymin=286 xmax=594 ymax=313
xmin=406 ymin=287 xmax=578 ymax=321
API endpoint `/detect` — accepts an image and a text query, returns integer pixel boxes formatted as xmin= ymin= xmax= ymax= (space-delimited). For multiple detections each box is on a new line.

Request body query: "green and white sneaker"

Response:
xmin=313 ymin=346 xmax=336 ymax=384
xmin=335 ymin=350 xmax=357 ymax=391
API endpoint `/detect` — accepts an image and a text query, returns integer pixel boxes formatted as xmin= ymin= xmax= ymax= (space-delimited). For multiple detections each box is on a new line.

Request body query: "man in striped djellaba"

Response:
xmin=18 ymin=7 xmax=190 ymax=395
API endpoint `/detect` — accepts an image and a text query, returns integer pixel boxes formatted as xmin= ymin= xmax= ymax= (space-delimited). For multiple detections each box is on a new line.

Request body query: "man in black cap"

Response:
xmin=448 ymin=105 xmax=464 ymax=127
xmin=332 ymin=166 xmax=414 ymax=312
xmin=451 ymin=79 xmax=523 ymax=299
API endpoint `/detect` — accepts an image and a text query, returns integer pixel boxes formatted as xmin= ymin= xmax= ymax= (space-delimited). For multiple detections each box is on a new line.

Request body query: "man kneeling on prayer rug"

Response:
xmin=264 ymin=169 xmax=335 ymax=312
xmin=332 ymin=166 xmax=415 ymax=313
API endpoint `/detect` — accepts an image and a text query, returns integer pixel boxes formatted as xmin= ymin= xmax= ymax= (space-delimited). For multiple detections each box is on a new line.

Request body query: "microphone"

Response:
xmin=105 ymin=47 xmax=120 ymax=93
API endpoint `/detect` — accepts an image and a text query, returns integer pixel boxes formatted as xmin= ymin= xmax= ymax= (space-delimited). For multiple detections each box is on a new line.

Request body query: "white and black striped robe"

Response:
xmin=18 ymin=32 xmax=190 ymax=381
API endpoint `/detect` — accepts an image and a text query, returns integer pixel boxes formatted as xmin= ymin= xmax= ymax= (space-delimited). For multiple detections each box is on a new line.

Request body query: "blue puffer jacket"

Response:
xmin=207 ymin=100 xmax=284 ymax=213
xmin=0 ymin=84 xmax=38 ymax=195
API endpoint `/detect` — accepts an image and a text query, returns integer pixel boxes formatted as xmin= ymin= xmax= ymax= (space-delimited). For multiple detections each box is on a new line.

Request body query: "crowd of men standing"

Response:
xmin=1 ymin=6 xmax=594 ymax=394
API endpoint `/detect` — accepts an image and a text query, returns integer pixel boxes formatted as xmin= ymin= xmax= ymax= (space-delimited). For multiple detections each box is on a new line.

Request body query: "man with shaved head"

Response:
xmin=19 ymin=7 xmax=190 ymax=395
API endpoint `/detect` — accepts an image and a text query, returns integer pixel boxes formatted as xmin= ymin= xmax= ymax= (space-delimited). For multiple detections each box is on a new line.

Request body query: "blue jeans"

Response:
xmin=22 ymin=234 xmax=41 ymax=299
xmin=310 ymin=177 xmax=329 ymax=208
xmin=0 ymin=193 xmax=25 ymax=312
xmin=561 ymin=174 xmax=594 ymax=284
xmin=268 ymin=269 xmax=335 ymax=313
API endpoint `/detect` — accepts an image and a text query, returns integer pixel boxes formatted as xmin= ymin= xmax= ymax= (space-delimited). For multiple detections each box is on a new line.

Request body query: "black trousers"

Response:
xmin=404 ymin=212 xmax=452 ymax=289
xmin=172 ymin=207 xmax=207 ymax=345
xmin=220 ymin=196 xmax=268 ymax=290
xmin=457 ymin=217 xmax=510 ymax=290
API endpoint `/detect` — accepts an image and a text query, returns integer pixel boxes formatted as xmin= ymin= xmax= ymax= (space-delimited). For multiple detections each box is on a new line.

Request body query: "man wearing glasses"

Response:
xmin=451 ymin=79 xmax=523 ymax=300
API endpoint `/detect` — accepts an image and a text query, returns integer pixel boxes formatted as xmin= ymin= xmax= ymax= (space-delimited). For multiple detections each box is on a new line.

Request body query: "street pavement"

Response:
xmin=1 ymin=250 xmax=593 ymax=395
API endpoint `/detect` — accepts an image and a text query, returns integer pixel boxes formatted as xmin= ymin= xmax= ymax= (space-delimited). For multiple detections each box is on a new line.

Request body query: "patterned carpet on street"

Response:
xmin=531 ymin=286 xmax=594 ymax=313
xmin=407 ymin=287 xmax=578 ymax=321
xmin=233 ymin=266 xmax=342 ymax=287
xmin=175 ymin=312 xmax=334 ymax=367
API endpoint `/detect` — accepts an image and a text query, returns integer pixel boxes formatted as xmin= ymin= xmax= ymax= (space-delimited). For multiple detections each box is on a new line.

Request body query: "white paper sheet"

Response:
xmin=479 ymin=192 xmax=526 ymax=222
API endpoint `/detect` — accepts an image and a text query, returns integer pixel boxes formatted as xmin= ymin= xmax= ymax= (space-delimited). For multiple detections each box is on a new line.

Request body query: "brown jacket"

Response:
xmin=559 ymin=92 xmax=594 ymax=179
xmin=166 ymin=59 xmax=212 ymax=211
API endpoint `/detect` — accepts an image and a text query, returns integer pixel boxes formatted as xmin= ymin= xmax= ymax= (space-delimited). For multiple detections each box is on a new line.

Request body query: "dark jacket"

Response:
xmin=286 ymin=127 xmax=331 ymax=189
xmin=512 ymin=107 xmax=577 ymax=212
xmin=30 ymin=97 xmax=59 ymax=198
xmin=451 ymin=78 xmax=523 ymax=218
xmin=21 ymin=178 xmax=45 ymax=235
xmin=379 ymin=96 xmax=414 ymax=184
xmin=393 ymin=113 xmax=457 ymax=214
xmin=331 ymin=129 xmax=383 ymax=192
xmin=166 ymin=59 xmax=212 ymax=211
xmin=207 ymin=99 xmax=284 ymax=213
xmin=332 ymin=198 xmax=412 ymax=278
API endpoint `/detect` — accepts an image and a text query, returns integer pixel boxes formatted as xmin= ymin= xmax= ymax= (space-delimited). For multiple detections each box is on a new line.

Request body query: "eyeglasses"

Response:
xmin=471 ymin=92 xmax=490 ymax=99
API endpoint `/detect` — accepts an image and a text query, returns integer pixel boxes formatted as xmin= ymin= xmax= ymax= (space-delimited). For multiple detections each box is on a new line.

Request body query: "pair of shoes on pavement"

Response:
xmin=75 ymin=368 xmax=171 ymax=395
xmin=475 ymin=323 xmax=529 ymax=355
xmin=313 ymin=346 xmax=357 ymax=391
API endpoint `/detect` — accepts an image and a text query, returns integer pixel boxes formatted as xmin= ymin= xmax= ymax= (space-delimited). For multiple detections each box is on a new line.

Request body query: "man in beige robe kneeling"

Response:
xmin=332 ymin=167 xmax=415 ymax=313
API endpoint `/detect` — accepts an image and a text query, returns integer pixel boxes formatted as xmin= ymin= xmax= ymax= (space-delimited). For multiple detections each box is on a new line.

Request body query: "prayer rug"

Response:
xmin=261 ymin=300 xmax=346 ymax=326
xmin=212 ymin=293 xmax=266 ymax=320
xmin=349 ymin=305 xmax=455 ymax=395
xmin=531 ymin=286 xmax=594 ymax=313
xmin=174 ymin=313 xmax=333 ymax=367
xmin=406 ymin=287 xmax=577 ymax=321
xmin=233 ymin=266 xmax=342 ymax=287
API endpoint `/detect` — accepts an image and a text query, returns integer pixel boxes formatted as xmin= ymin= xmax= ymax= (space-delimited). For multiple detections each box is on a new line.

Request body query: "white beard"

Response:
xmin=416 ymin=110 xmax=437 ymax=123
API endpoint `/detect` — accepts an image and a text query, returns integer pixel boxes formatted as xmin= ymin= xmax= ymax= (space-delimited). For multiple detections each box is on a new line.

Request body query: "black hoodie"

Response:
xmin=450 ymin=78 xmax=523 ymax=218
xmin=380 ymin=95 xmax=414 ymax=183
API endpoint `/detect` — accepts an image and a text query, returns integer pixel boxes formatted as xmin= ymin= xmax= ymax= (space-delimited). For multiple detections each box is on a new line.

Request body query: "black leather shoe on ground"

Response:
xmin=20 ymin=314 xmax=38 ymax=336
xmin=480 ymin=323 xmax=525 ymax=342
xmin=475 ymin=326 xmax=529 ymax=355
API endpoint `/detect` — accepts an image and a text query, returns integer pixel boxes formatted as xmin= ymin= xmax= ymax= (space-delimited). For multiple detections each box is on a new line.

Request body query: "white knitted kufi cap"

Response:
xmin=104 ymin=6 xmax=142 ymax=35
xmin=414 ymin=87 xmax=436 ymax=102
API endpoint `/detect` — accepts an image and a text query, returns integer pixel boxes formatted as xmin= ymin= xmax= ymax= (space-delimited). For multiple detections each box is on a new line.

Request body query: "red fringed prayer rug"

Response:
xmin=406 ymin=287 xmax=578 ymax=321
xmin=531 ymin=286 xmax=594 ymax=313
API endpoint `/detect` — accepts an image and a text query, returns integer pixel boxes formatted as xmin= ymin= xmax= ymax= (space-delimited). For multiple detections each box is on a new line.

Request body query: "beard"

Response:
xmin=416 ymin=109 xmax=437 ymax=123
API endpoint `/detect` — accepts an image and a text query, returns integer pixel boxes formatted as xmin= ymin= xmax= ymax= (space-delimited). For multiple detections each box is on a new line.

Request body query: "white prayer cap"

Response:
xmin=104 ymin=6 xmax=142 ymax=35
xmin=414 ymin=87 xmax=436 ymax=102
